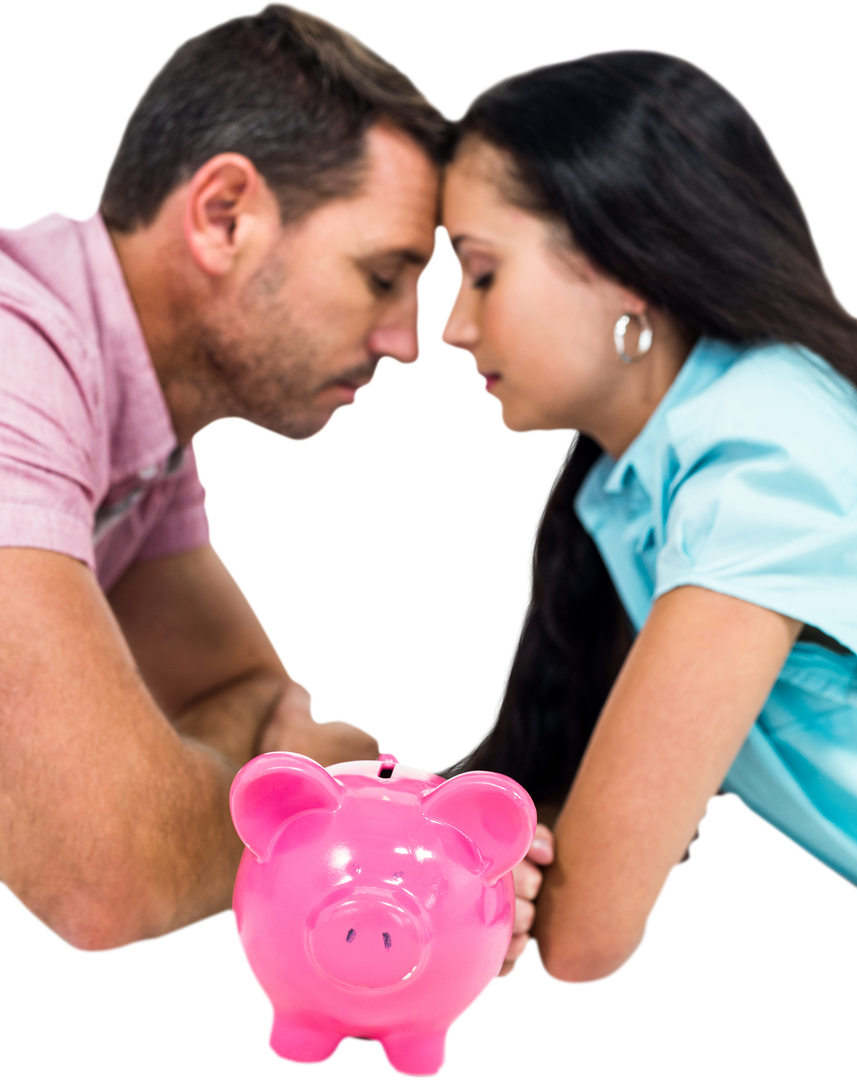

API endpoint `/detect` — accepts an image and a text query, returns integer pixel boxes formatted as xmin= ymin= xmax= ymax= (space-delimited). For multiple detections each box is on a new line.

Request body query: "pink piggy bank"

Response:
xmin=230 ymin=752 xmax=537 ymax=1075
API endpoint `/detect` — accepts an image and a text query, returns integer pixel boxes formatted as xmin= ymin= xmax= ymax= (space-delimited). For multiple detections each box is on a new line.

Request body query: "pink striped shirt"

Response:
xmin=0 ymin=213 xmax=209 ymax=592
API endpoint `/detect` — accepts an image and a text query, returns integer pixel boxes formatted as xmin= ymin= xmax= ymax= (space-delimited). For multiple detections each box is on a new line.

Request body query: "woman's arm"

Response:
xmin=535 ymin=584 xmax=801 ymax=982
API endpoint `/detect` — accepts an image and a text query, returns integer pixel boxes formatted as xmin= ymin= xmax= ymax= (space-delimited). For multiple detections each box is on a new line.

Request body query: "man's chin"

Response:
xmin=264 ymin=407 xmax=337 ymax=441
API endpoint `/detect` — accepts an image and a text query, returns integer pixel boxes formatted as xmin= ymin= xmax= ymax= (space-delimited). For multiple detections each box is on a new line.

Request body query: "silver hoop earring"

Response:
xmin=614 ymin=313 xmax=653 ymax=364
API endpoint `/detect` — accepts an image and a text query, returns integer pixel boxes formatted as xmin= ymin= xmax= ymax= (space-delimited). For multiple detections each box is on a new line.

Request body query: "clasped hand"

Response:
xmin=501 ymin=824 xmax=554 ymax=976
xmin=253 ymin=682 xmax=552 ymax=989
xmin=258 ymin=681 xmax=379 ymax=767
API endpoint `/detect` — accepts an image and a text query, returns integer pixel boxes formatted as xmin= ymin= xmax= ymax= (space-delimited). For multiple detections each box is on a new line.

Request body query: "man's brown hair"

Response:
xmin=101 ymin=5 xmax=450 ymax=232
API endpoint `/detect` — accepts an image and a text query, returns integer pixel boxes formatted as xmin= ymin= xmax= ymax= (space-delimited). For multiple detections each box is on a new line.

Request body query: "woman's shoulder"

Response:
xmin=664 ymin=339 xmax=857 ymax=469
xmin=653 ymin=340 xmax=857 ymax=653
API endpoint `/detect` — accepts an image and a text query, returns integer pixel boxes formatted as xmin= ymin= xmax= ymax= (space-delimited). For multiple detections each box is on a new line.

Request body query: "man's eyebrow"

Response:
xmin=365 ymin=248 xmax=431 ymax=268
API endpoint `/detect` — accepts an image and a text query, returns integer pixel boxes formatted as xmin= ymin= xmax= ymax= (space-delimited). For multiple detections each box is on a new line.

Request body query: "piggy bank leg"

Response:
xmin=270 ymin=1015 xmax=342 ymax=1062
xmin=380 ymin=1030 xmax=446 ymax=1076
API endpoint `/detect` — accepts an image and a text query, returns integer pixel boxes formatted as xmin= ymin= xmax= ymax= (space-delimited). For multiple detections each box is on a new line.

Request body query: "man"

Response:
xmin=0 ymin=6 xmax=447 ymax=950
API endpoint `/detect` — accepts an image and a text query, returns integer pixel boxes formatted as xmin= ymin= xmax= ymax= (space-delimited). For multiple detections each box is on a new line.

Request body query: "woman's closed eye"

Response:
xmin=473 ymin=271 xmax=494 ymax=291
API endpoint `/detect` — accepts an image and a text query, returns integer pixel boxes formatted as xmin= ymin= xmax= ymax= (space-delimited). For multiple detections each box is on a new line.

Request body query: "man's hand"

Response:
xmin=258 ymin=681 xmax=379 ymax=766
xmin=499 ymin=824 xmax=554 ymax=977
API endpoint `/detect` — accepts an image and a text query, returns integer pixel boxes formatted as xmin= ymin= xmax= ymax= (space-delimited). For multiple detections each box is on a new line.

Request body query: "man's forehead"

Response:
xmin=346 ymin=207 xmax=436 ymax=265
xmin=284 ymin=124 xmax=439 ymax=261
xmin=358 ymin=124 xmax=439 ymax=212
xmin=362 ymin=121 xmax=440 ymax=184
xmin=290 ymin=191 xmax=436 ymax=264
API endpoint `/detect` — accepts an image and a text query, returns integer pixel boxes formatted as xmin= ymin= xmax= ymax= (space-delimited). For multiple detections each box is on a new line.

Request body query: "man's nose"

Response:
xmin=368 ymin=326 xmax=419 ymax=365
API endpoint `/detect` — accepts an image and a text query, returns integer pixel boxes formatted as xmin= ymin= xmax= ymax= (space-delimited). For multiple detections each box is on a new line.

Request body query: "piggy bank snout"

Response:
xmin=308 ymin=889 xmax=426 ymax=990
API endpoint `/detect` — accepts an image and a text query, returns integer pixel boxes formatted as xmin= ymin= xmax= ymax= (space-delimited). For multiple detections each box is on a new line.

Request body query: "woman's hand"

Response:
xmin=258 ymin=681 xmax=379 ymax=766
xmin=499 ymin=824 xmax=554 ymax=976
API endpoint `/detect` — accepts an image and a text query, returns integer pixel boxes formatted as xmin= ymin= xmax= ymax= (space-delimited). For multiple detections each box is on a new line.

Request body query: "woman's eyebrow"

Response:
xmin=450 ymin=234 xmax=494 ymax=253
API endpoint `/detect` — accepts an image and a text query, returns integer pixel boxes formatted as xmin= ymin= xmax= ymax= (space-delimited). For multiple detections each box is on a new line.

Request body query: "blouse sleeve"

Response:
xmin=654 ymin=348 xmax=857 ymax=653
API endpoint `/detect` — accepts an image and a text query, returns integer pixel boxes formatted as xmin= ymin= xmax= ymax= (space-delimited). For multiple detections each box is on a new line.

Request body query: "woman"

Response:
xmin=442 ymin=52 xmax=857 ymax=981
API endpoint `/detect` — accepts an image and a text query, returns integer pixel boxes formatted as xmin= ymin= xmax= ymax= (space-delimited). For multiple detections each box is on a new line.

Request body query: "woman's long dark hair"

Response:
xmin=446 ymin=52 xmax=857 ymax=806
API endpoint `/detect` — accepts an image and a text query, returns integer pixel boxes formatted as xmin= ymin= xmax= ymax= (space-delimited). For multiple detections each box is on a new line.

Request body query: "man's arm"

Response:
xmin=534 ymin=585 xmax=801 ymax=982
xmin=0 ymin=545 xmax=375 ymax=951
xmin=108 ymin=543 xmax=285 ymax=769
xmin=108 ymin=544 xmax=379 ymax=766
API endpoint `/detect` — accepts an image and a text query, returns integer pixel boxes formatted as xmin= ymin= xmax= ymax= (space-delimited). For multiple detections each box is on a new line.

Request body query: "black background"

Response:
xmin=3 ymin=4 xmax=850 ymax=1075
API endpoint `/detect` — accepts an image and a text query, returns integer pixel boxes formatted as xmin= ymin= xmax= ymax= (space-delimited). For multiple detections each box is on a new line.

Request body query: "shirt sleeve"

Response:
xmin=654 ymin=350 xmax=857 ymax=652
xmin=0 ymin=306 xmax=99 ymax=568
xmin=134 ymin=445 xmax=209 ymax=563
xmin=94 ymin=446 xmax=210 ymax=592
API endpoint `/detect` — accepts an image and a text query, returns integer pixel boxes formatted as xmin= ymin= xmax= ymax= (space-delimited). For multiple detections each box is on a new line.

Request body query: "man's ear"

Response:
xmin=182 ymin=152 xmax=280 ymax=277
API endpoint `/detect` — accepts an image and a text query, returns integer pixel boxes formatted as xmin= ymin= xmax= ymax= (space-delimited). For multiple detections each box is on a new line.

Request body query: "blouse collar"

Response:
xmin=600 ymin=337 xmax=740 ymax=501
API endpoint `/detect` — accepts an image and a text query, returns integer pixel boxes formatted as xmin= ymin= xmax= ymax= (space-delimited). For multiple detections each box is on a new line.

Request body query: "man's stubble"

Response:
xmin=195 ymin=255 xmax=377 ymax=441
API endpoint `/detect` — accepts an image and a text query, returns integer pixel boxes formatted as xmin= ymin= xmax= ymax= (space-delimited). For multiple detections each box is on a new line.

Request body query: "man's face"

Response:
xmin=200 ymin=124 xmax=439 ymax=439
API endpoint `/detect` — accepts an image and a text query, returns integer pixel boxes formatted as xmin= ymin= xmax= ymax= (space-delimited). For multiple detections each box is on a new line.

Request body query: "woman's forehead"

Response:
xmin=442 ymin=144 xmax=518 ymax=230
xmin=447 ymin=137 xmax=512 ymax=189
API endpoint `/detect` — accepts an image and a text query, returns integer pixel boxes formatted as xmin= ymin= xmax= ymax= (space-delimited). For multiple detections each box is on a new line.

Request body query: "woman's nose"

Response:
xmin=443 ymin=294 xmax=480 ymax=351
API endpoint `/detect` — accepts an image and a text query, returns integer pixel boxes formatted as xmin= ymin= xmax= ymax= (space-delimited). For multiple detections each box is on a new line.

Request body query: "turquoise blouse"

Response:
xmin=575 ymin=338 xmax=857 ymax=885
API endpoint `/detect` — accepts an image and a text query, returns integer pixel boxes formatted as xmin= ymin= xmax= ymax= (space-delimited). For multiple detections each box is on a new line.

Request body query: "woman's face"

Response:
xmin=442 ymin=140 xmax=650 ymax=438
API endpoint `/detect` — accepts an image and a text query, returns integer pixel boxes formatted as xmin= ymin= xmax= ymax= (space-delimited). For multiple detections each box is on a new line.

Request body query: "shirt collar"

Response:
xmin=76 ymin=214 xmax=179 ymax=485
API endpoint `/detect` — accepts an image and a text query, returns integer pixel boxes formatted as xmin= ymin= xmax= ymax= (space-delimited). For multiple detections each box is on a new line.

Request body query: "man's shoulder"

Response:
xmin=5 ymin=216 xmax=105 ymax=345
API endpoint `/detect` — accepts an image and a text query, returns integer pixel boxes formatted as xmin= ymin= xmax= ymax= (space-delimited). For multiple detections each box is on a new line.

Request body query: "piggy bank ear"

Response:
xmin=230 ymin=752 xmax=343 ymax=862
xmin=422 ymin=772 xmax=536 ymax=885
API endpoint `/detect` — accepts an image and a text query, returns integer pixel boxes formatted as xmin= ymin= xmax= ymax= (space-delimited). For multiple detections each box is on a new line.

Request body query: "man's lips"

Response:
xmin=323 ymin=373 xmax=377 ymax=407
xmin=335 ymin=377 xmax=371 ymax=391
xmin=326 ymin=369 xmax=373 ymax=389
